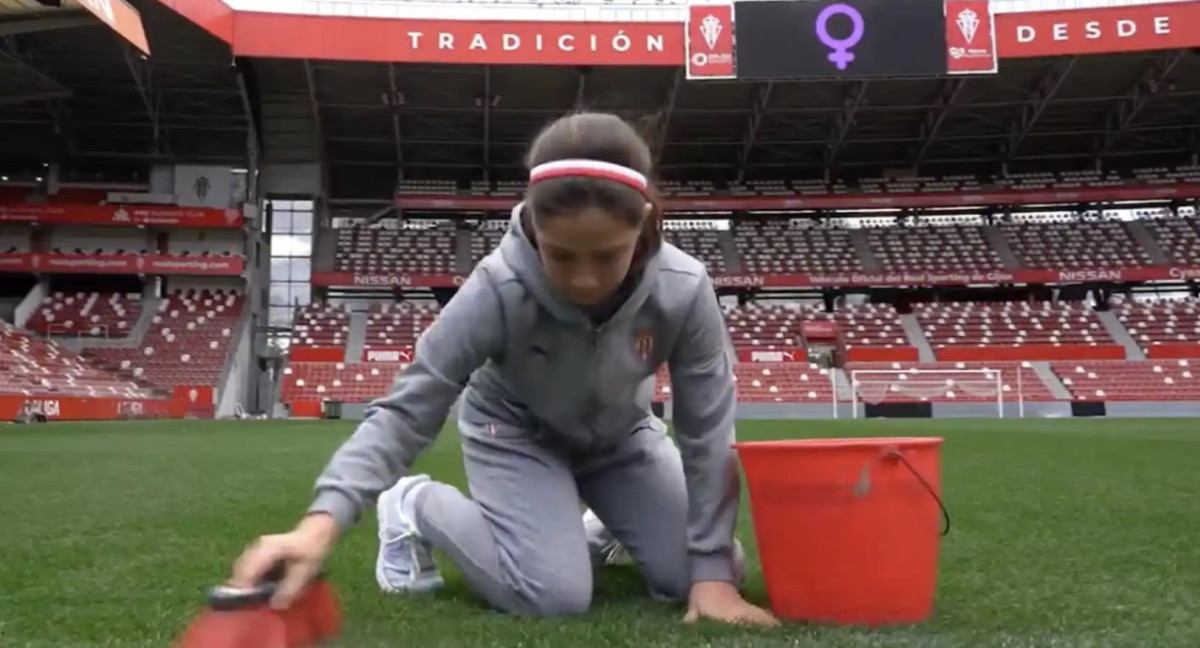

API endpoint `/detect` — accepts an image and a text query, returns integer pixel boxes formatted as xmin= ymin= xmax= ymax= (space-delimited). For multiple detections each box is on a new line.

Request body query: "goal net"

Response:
xmin=848 ymin=368 xmax=1005 ymax=418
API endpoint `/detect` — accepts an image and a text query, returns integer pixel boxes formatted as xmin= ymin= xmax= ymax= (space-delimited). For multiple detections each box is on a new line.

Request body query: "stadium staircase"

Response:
xmin=344 ymin=311 xmax=368 ymax=364
xmin=849 ymin=230 xmax=883 ymax=271
xmin=312 ymin=230 xmax=338 ymax=274
xmin=1096 ymin=310 xmax=1147 ymax=360
xmin=983 ymin=227 xmax=1022 ymax=269
xmin=1029 ymin=362 xmax=1073 ymax=400
xmin=1124 ymin=221 xmax=1170 ymax=265
xmin=455 ymin=229 xmax=474 ymax=272
xmin=898 ymin=314 xmax=937 ymax=362
xmin=716 ymin=229 xmax=743 ymax=273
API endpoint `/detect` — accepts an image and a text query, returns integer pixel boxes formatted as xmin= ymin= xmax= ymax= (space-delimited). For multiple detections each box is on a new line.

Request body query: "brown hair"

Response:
xmin=522 ymin=112 xmax=663 ymax=263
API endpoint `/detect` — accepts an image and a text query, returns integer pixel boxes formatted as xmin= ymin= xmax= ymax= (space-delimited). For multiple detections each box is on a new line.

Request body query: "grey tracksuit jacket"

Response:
xmin=307 ymin=205 xmax=741 ymax=584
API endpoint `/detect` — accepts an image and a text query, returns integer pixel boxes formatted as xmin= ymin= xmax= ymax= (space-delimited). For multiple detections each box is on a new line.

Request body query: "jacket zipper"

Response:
xmin=583 ymin=322 xmax=603 ymax=451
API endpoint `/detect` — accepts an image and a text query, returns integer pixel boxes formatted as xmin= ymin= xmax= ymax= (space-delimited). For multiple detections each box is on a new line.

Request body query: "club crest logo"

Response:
xmin=956 ymin=8 xmax=979 ymax=43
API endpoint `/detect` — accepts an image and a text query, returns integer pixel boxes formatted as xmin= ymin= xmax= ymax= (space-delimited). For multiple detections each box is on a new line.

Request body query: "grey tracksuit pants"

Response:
xmin=410 ymin=419 xmax=691 ymax=617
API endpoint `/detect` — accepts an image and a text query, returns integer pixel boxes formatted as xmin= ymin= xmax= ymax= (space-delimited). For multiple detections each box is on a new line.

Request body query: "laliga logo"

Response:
xmin=815 ymin=4 xmax=864 ymax=71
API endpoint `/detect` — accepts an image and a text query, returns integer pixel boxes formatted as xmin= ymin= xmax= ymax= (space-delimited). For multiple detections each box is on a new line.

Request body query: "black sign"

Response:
xmin=733 ymin=0 xmax=948 ymax=80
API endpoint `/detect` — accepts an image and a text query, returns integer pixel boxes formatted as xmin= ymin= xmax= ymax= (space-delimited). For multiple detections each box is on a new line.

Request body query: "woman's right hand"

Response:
xmin=229 ymin=513 xmax=340 ymax=610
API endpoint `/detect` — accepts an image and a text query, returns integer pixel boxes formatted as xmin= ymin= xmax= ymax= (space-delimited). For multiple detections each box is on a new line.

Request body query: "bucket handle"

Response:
xmin=883 ymin=449 xmax=951 ymax=537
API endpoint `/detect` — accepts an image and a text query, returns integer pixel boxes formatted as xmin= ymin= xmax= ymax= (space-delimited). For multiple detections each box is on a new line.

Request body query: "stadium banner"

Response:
xmin=314 ymin=267 xmax=1200 ymax=291
xmin=362 ymin=347 xmax=415 ymax=363
xmin=311 ymin=272 xmax=467 ymax=289
xmin=0 ymin=203 xmax=244 ymax=228
xmin=710 ymin=266 xmax=1200 ymax=289
xmin=231 ymin=14 xmax=683 ymax=66
xmin=0 ymin=395 xmax=187 ymax=422
xmin=686 ymin=4 xmax=736 ymax=80
xmin=210 ymin=1 xmax=1200 ymax=66
xmin=395 ymin=182 xmax=1200 ymax=213
xmin=996 ymin=1 xmax=1200 ymax=58
xmin=78 ymin=0 xmax=150 ymax=56
xmin=732 ymin=0 xmax=948 ymax=80
xmin=945 ymin=0 xmax=998 ymax=75
xmin=0 ymin=253 xmax=244 ymax=276
xmin=289 ymin=346 xmax=345 ymax=362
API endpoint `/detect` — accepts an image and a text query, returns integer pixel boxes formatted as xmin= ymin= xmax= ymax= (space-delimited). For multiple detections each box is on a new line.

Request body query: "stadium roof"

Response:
xmin=1 ymin=0 xmax=1199 ymax=199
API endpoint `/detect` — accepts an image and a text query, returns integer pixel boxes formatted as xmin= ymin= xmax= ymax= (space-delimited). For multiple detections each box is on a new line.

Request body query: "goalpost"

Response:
xmin=845 ymin=368 xmax=1021 ymax=419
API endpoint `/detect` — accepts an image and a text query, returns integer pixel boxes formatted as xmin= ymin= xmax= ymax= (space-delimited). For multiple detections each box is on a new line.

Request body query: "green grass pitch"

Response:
xmin=2 ymin=418 xmax=1199 ymax=648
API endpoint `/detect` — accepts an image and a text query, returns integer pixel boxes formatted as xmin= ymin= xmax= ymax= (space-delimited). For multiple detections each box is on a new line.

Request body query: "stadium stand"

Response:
xmin=469 ymin=223 xmax=508 ymax=267
xmin=999 ymin=219 xmax=1153 ymax=269
xmin=25 ymin=292 xmax=142 ymax=339
xmin=652 ymin=363 xmax=838 ymax=404
xmin=281 ymin=362 xmax=398 ymax=403
xmin=1142 ymin=216 xmax=1200 ymax=264
xmin=732 ymin=221 xmax=863 ymax=274
xmin=865 ymin=225 xmax=1002 ymax=273
xmin=364 ymin=302 xmax=441 ymax=349
xmin=665 ymin=226 xmax=729 ymax=274
xmin=916 ymin=302 xmax=1113 ymax=349
xmin=808 ymin=304 xmax=912 ymax=353
xmin=1113 ymin=297 xmax=1200 ymax=354
xmin=336 ymin=224 xmax=458 ymax=275
xmin=731 ymin=363 xmax=839 ymax=403
xmin=1051 ymin=360 xmax=1200 ymax=401
xmin=0 ymin=323 xmax=154 ymax=398
xmin=290 ymin=302 xmax=350 ymax=348
xmin=86 ymin=290 xmax=244 ymax=389
xmin=724 ymin=303 xmax=911 ymax=354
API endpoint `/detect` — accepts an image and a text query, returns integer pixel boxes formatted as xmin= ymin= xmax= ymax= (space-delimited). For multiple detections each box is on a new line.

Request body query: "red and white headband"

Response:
xmin=528 ymin=159 xmax=648 ymax=195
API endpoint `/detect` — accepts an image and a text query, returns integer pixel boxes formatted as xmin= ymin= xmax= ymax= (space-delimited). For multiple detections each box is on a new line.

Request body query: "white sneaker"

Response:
xmin=583 ymin=508 xmax=634 ymax=566
xmin=583 ymin=508 xmax=748 ymax=586
xmin=376 ymin=474 xmax=444 ymax=594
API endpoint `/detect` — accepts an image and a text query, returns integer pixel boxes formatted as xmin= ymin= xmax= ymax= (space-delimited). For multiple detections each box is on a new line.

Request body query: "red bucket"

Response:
xmin=733 ymin=437 xmax=949 ymax=626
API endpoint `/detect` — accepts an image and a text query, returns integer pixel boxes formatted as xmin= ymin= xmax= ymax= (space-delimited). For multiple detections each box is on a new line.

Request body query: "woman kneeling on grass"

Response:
xmin=230 ymin=111 xmax=778 ymax=627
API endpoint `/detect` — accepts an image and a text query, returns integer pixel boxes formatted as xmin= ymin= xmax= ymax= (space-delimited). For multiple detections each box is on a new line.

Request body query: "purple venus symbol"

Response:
xmin=814 ymin=3 xmax=864 ymax=71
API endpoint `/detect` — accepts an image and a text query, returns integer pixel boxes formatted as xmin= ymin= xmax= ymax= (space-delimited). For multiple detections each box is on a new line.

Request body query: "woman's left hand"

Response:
xmin=682 ymin=581 xmax=780 ymax=627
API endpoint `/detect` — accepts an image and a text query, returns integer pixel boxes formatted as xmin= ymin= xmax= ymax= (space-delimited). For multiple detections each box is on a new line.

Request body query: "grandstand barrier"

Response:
xmin=847 ymin=347 xmax=921 ymax=362
xmin=290 ymin=400 xmax=324 ymax=418
xmin=174 ymin=386 xmax=216 ymax=419
xmin=1145 ymin=344 xmax=1200 ymax=360
xmin=935 ymin=344 xmax=1128 ymax=362
xmin=291 ymin=346 xmax=346 ymax=362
